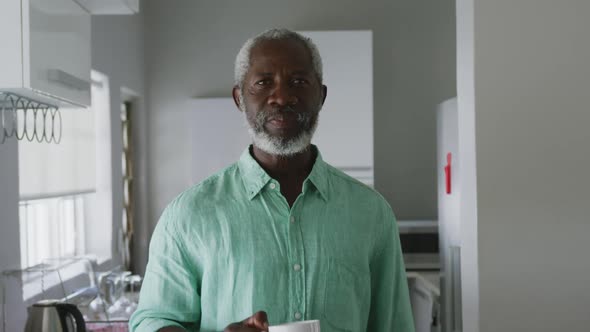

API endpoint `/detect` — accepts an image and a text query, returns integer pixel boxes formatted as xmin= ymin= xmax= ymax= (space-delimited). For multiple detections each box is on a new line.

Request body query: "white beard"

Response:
xmin=246 ymin=119 xmax=318 ymax=157
xmin=239 ymin=92 xmax=321 ymax=157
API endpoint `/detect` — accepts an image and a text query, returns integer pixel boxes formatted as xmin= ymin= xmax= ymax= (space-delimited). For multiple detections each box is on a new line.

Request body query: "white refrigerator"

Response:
xmin=436 ymin=98 xmax=462 ymax=332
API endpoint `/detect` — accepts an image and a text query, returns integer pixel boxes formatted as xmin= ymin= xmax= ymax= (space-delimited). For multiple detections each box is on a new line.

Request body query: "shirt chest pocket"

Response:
xmin=322 ymin=259 xmax=370 ymax=332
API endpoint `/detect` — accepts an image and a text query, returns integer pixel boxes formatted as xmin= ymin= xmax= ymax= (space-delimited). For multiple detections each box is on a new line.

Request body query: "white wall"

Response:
xmin=458 ymin=1 xmax=590 ymax=330
xmin=144 ymin=0 xmax=456 ymax=236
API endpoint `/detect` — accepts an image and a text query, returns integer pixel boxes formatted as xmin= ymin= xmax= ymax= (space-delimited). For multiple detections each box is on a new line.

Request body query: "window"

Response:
xmin=19 ymin=195 xmax=88 ymax=268
xmin=18 ymin=70 xmax=112 ymax=271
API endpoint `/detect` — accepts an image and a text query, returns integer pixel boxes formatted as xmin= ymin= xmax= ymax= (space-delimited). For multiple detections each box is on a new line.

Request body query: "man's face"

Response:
xmin=235 ymin=39 xmax=327 ymax=156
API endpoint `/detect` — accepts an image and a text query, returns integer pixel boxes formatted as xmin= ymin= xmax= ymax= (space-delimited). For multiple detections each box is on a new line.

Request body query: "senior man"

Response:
xmin=130 ymin=28 xmax=415 ymax=332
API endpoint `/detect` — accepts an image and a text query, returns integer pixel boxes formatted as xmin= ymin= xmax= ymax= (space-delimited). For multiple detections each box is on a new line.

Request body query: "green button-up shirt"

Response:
xmin=130 ymin=147 xmax=415 ymax=332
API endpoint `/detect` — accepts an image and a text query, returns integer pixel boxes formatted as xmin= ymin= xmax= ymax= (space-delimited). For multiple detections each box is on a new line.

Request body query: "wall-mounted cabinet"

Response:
xmin=300 ymin=30 xmax=374 ymax=185
xmin=74 ymin=0 xmax=139 ymax=14
xmin=0 ymin=0 xmax=91 ymax=107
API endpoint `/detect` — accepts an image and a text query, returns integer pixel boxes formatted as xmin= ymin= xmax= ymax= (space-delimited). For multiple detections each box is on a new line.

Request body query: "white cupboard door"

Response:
xmin=299 ymin=31 xmax=374 ymax=185
xmin=27 ymin=0 xmax=91 ymax=106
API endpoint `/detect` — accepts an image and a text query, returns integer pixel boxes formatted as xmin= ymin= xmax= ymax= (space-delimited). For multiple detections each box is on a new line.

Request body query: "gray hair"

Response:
xmin=234 ymin=28 xmax=323 ymax=89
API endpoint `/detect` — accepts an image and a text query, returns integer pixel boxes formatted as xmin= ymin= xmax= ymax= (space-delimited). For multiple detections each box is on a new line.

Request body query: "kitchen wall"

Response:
xmin=457 ymin=0 xmax=590 ymax=330
xmin=91 ymin=13 xmax=149 ymax=274
xmin=143 ymin=0 xmax=456 ymax=241
xmin=0 ymin=139 xmax=23 ymax=331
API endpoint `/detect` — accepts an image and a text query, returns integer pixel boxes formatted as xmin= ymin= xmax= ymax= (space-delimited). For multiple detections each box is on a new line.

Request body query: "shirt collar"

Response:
xmin=238 ymin=145 xmax=329 ymax=201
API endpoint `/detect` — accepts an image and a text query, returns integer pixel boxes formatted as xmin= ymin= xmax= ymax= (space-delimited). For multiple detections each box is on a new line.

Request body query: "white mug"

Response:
xmin=268 ymin=319 xmax=320 ymax=332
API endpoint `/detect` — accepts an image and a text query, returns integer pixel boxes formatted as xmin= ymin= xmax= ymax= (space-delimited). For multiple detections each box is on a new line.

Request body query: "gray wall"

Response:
xmin=459 ymin=0 xmax=590 ymax=330
xmin=144 ymin=0 xmax=456 ymax=238
xmin=0 ymin=139 xmax=24 ymax=331
xmin=91 ymin=13 xmax=148 ymax=275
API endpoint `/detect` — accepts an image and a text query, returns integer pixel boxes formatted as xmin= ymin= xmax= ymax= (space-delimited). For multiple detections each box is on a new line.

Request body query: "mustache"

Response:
xmin=265 ymin=106 xmax=296 ymax=118
xmin=257 ymin=106 xmax=308 ymax=123
xmin=248 ymin=105 xmax=318 ymax=134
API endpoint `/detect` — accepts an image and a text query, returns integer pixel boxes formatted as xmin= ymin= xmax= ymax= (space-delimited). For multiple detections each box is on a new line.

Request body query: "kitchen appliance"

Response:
xmin=24 ymin=300 xmax=86 ymax=332
xmin=437 ymin=98 xmax=462 ymax=332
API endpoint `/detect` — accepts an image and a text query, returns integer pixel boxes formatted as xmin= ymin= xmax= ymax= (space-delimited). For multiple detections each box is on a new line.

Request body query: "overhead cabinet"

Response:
xmin=299 ymin=30 xmax=374 ymax=186
xmin=73 ymin=0 xmax=139 ymax=14
xmin=0 ymin=0 xmax=91 ymax=107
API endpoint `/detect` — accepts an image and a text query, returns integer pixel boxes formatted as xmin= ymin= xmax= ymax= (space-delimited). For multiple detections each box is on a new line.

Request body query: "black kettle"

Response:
xmin=24 ymin=300 xmax=86 ymax=332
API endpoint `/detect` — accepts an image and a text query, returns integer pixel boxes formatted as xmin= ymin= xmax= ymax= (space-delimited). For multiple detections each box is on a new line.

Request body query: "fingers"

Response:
xmin=224 ymin=322 xmax=266 ymax=332
xmin=224 ymin=311 xmax=270 ymax=332
xmin=243 ymin=311 xmax=269 ymax=330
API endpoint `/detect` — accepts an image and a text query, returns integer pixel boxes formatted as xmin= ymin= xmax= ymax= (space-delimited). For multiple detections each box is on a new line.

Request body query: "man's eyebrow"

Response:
xmin=292 ymin=70 xmax=313 ymax=76
xmin=251 ymin=70 xmax=312 ymax=77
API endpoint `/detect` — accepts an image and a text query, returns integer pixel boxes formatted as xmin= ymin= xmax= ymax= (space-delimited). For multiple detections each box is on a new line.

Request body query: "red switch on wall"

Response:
xmin=444 ymin=153 xmax=452 ymax=194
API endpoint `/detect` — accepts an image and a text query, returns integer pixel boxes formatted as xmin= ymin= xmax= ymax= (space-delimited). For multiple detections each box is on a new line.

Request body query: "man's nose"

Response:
xmin=268 ymin=83 xmax=297 ymax=107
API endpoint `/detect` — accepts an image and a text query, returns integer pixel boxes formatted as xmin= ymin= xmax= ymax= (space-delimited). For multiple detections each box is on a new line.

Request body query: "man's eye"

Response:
xmin=256 ymin=80 xmax=270 ymax=86
xmin=292 ymin=78 xmax=308 ymax=85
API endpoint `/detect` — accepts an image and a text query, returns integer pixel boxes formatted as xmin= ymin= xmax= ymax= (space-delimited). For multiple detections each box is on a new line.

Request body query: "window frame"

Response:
xmin=17 ymin=69 xmax=117 ymax=300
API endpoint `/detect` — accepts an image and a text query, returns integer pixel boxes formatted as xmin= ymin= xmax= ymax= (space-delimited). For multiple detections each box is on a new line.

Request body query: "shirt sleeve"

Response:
xmin=129 ymin=205 xmax=201 ymax=332
xmin=366 ymin=203 xmax=416 ymax=332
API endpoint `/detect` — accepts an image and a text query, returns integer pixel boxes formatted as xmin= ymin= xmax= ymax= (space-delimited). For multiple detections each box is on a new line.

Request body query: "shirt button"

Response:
xmin=294 ymin=312 xmax=302 ymax=320
xmin=269 ymin=183 xmax=276 ymax=190
xmin=293 ymin=264 xmax=301 ymax=271
xmin=290 ymin=216 xmax=295 ymax=223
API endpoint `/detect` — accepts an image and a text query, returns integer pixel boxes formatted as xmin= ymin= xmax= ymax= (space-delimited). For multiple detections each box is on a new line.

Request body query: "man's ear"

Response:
xmin=232 ymin=86 xmax=243 ymax=112
xmin=320 ymin=85 xmax=328 ymax=106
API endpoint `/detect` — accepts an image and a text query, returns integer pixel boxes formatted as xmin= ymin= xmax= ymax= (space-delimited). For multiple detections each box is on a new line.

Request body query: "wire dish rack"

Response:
xmin=0 ymin=91 xmax=62 ymax=144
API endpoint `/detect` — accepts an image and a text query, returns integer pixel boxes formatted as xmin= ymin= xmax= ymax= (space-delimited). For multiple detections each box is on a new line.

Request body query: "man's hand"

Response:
xmin=224 ymin=311 xmax=269 ymax=332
